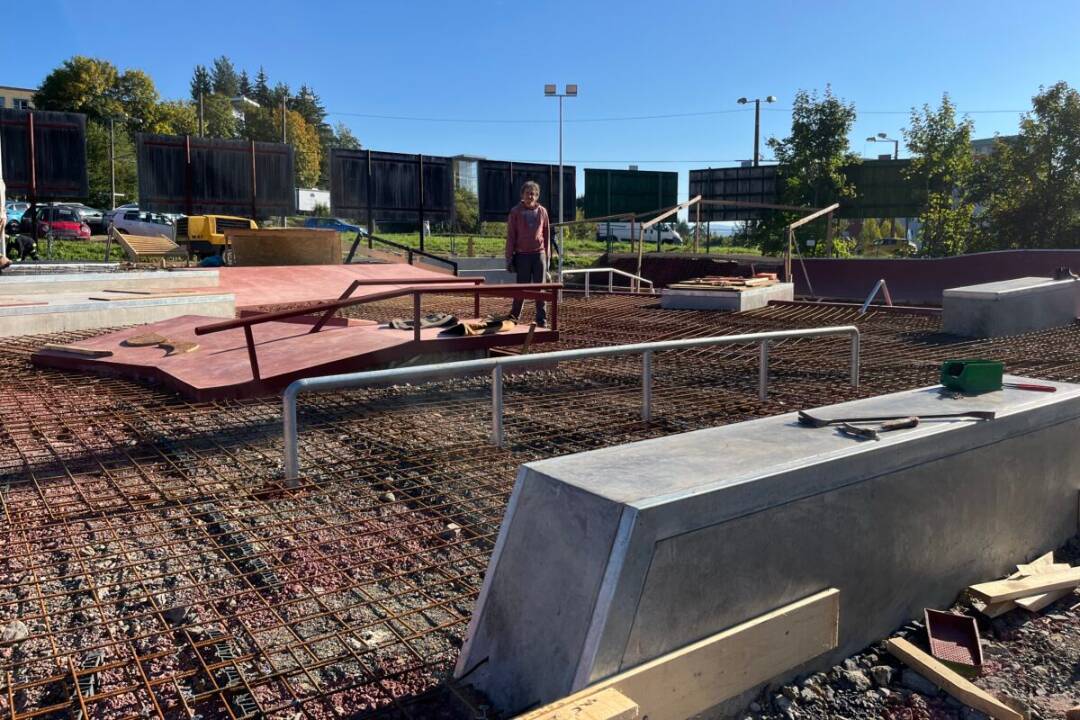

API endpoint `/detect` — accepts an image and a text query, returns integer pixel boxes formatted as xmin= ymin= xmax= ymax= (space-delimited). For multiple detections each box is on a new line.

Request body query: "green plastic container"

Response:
xmin=940 ymin=359 xmax=1004 ymax=394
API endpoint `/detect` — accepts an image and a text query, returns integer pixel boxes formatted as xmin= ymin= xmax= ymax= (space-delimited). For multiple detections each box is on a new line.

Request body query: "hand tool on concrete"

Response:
xmin=797 ymin=410 xmax=995 ymax=428
xmin=880 ymin=416 xmax=919 ymax=431
xmin=1002 ymin=382 xmax=1056 ymax=392
xmin=837 ymin=423 xmax=879 ymax=440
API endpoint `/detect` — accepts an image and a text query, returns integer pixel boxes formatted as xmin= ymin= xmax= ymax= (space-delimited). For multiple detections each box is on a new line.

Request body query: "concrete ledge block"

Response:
xmin=942 ymin=276 xmax=1079 ymax=337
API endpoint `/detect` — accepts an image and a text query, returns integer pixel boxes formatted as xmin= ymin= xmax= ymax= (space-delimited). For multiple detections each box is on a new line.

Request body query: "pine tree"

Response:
xmin=253 ymin=67 xmax=271 ymax=108
xmin=238 ymin=70 xmax=252 ymax=98
xmin=190 ymin=65 xmax=211 ymax=102
xmin=210 ymin=56 xmax=239 ymax=97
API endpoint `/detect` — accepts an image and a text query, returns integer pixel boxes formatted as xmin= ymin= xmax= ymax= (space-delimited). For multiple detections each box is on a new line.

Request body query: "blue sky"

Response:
xmin=4 ymin=0 xmax=1078 ymax=203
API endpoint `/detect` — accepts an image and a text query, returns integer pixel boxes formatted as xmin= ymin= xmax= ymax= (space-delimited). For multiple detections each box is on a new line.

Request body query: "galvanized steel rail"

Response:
xmin=560 ymin=267 xmax=656 ymax=296
xmin=282 ymin=325 xmax=860 ymax=480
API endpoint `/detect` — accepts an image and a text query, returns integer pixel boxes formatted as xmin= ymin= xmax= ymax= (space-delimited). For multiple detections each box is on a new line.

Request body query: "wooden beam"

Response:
xmin=886 ymin=638 xmax=1022 ymax=720
xmin=518 ymin=589 xmax=839 ymax=720
xmin=524 ymin=689 xmax=638 ymax=720
xmin=969 ymin=567 xmax=1080 ymax=603
xmin=787 ymin=203 xmax=840 ymax=231
xmin=1014 ymin=587 xmax=1074 ymax=612
xmin=641 ymin=196 xmax=701 ymax=231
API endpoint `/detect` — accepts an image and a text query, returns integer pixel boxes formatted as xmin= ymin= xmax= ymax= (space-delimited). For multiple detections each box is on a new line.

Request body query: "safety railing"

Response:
xmin=194 ymin=280 xmax=558 ymax=381
xmin=344 ymin=230 xmax=459 ymax=275
xmin=282 ymin=325 xmax=860 ymax=480
xmin=560 ymin=267 xmax=656 ymax=296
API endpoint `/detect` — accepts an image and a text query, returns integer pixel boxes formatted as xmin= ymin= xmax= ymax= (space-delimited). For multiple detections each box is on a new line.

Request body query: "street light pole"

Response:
xmin=737 ymin=95 xmax=777 ymax=166
xmin=109 ymin=116 xmax=116 ymax=211
xmin=545 ymin=83 xmax=577 ymax=285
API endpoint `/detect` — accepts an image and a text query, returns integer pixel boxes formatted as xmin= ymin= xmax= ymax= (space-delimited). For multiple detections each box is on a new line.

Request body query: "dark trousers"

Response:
xmin=510 ymin=251 xmax=546 ymax=325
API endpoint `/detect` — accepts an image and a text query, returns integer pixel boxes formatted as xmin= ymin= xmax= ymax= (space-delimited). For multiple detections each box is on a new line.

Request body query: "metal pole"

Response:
xmin=283 ymin=385 xmax=300 ymax=482
xmin=491 ymin=365 xmax=504 ymax=447
xmin=753 ymin=99 xmax=761 ymax=167
xmin=557 ymin=95 xmax=564 ymax=285
xmin=198 ymin=93 xmax=204 ymax=136
xmin=758 ymin=340 xmax=769 ymax=401
xmin=109 ymin=117 xmax=116 ymax=210
xmin=641 ymin=350 xmax=653 ymax=422
xmin=281 ymin=98 xmax=287 ymax=229
xmin=0 ymin=133 xmax=6 ymax=260
xmin=850 ymin=333 xmax=860 ymax=388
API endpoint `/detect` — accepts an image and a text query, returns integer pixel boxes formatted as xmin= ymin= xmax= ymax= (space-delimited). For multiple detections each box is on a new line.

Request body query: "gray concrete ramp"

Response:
xmin=457 ymin=378 xmax=1080 ymax=714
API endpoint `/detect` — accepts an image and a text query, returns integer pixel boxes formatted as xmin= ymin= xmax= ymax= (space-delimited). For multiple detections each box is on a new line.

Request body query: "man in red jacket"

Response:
xmin=505 ymin=180 xmax=551 ymax=326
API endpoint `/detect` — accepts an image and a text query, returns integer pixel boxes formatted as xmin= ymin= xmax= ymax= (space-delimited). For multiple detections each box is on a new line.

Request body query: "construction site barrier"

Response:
xmin=282 ymin=325 xmax=861 ymax=481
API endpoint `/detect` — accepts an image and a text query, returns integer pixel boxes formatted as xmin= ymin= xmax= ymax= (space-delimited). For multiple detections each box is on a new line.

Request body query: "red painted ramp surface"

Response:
xmin=32 ymin=314 xmax=555 ymax=401
xmin=172 ymin=264 xmax=458 ymax=310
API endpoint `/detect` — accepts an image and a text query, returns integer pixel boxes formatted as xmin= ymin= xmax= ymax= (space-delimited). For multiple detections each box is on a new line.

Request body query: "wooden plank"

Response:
xmin=1015 ymin=587 xmax=1075 ymax=612
xmin=886 ymin=638 xmax=1022 ymax=720
xmin=973 ymin=600 xmax=1016 ymax=619
xmin=1015 ymin=560 xmax=1064 ymax=577
xmin=525 ymin=689 xmax=638 ymax=720
xmin=518 ymin=589 xmax=839 ymax=720
xmin=973 ymin=554 xmax=1062 ymax=616
xmin=39 ymin=343 xmax=112 ymax=358
xmin=787 ymin=203 xmax=840 ymax=230
xmin=969 ymin=567 xmax=1080 ymax=603
xmin=88 ymin=291 xmax=224 ymax=302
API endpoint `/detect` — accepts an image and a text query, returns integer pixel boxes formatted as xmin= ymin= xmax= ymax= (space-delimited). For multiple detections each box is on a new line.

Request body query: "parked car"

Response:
xmin=63 ymin=204 xmax=105 ymax=234
xmin=112 ymin=209 xmax=177 ymax=241
xmin=304 ymin=216 xmax=365 ymax=235
xmin=20 ymin=205 xmax=91 ymax=239
xmin=860 ymin=237 xmax=918 ymax=257
xmin=595 ymin=221 xmax=682 ymax=245
xmin=102 ymin=203 xmax=138 ymax=230
xmin=4 ymin=201 xmax=29 ymax=235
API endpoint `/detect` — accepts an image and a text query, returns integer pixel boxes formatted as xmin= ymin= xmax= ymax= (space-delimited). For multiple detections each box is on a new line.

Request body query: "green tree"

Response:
xmin=454 ymin=186 xmax=479 ymax=232
xmin=238 ymin=70 xmax=252 ymax=98
xmin=190 ymin=65 xmax=212 ymax=102
xmin=974 ymin=82 xmax=1080 ymax=249
xmin=203 ymin=93 xmax=238 ymax=138
xmin=332 ymin=122 xmax=361 ymax=150
xmin=211 ymin=56 xmax=239 ymax=97
xmin=34 ymin=56 xmax=122 ymax=120
xmin=903 ymin=94 xmax=975 ymax=256
xmin=151 ymin=100 xmax=199 ymax=135
xmin=114 ymin=69 xmax=160 ymax=132
xmin=86 ymin=121 xmax=137 ymax=209
xmin=756 ymin=86 xmax=858 ymax=254
xmin=253 ymin=67 xmax=272 ymax=107
xmin=292 ymin=85 xmax=326 ymax=128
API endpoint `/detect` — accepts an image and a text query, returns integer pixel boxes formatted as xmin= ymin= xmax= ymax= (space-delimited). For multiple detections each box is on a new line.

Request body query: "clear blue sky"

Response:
xmin=4 ymin=0 xmax=1078 ymax=204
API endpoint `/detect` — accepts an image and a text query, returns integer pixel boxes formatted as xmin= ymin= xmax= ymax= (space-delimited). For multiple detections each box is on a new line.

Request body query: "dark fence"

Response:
xmin=329 ymin=149 xmax=454 ymax=225
xmin=478 ymin=160 xmax=575 ymax=222
xmin=690 ymin=160 xmax=926 ymax=221
xmin=584 ymin=169 xmax=677 ymax=220
xmin=0 ymin=109 xmax=88 ymax=200
xmin=136 ymin=133 xmax=296 ymax=217
xmin=689 ymin=166 xmax=778 ymax=221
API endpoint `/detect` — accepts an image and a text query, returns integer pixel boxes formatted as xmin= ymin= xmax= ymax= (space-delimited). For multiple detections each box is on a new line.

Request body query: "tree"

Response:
xmin=292 ymin=85 xmax=326 ymax=128
xmin=190 ymin=65 xmax=211 ymax=102
xmin=755 ymin=86 xmax=858 ymax=254
xmin=280 ymin=109 xmax=321 ymax=187
xmin=210 ymin=56 xmax=239 ymax=97
xmin=454 ymin=187 xmax=479 ymax=232
xmin=114 ymin=69 xmax=160 ymax=131
xmin=903 ymin=94 xmax=975 ymax=256
xmin=332 ymin=122 xmax=361 ymax=150
xmin=270 ymin=81 xmax=291 ymax=108
xmin=974 ymin=82 xmax=1080 ymax=250
xmin=203 ymin=93 xmax=238 ymax=138
xmin=238 ymin=70 xmax=252 ymax=98
xmin=86 ymin=120 xmax=137 ymax=209
xmin=253 ymin=67 xmax=272 ymax=107
xmin=34 ymin=56 xmax=122 ymax=120
xmin=151 ymin=100 xmax=199 ymax=135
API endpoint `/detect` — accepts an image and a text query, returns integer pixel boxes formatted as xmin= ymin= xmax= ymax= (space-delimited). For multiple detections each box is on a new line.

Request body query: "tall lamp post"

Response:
xmin=109 ymin=114 xmax=130 ymax=210
xmin=544 ymin=83 xmax=577 ymax=284
xmin=737 ymin=95 xmax=776 ymax=166
xmin=867 ymin=133 xmax=901 ymax=237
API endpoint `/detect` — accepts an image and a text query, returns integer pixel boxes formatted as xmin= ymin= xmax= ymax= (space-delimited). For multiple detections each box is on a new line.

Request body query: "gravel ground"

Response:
xmin=743 ymin=535 xmax=1080 ymax=720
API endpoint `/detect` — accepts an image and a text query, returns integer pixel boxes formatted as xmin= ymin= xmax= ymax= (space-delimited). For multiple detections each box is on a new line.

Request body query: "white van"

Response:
xmin=595 ymin=221 xmax=682 ymax=245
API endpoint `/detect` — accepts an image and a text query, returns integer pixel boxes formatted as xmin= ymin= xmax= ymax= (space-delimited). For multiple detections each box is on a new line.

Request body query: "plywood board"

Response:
xmin=228 ymin=228 xmax=341 ymax=266
xmin=519 ymin=589 xmax=838 ymax=720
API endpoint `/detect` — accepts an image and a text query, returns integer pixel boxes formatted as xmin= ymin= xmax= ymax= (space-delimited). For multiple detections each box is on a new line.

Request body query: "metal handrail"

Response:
xmin=282 ymin=325 xmax=860 ymax=480
xmin=860 ymin=278 xmax=894 ymax=314
xmin=345 ymin=230 xmax=459 ymax=275
xmin=560 ymin=267 xmax=656 ymax=296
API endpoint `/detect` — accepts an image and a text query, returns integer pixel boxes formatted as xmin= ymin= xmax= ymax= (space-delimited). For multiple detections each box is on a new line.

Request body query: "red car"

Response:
xmin=21 ymin=205 xmax=91 ymax=239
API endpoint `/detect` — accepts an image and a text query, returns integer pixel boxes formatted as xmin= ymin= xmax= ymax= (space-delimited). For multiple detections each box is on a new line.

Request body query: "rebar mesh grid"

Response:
xmin=3 ymin=294 xmax=1080 ymax=719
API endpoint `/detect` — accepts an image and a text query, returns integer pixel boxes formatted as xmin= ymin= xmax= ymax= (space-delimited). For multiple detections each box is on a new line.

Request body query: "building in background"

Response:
xmin=0 ymin=86 xmax=34 ymax=110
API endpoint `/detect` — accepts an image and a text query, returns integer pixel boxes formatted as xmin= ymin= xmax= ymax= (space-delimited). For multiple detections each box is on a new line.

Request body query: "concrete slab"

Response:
xmin=0 ymin=269 xmax=219 ymax=295
xmin=457 ymin=378 xmax=1080 ymax=714
xmin=942 ymin=276 xmax=1080 ymax=337
xmin=661 ymin=282 xmax=794 ymax=311
xmin=0 ymin=291 xmax=235 ymax=338
xmin=33 ymin=314 xmax=557 ymax=400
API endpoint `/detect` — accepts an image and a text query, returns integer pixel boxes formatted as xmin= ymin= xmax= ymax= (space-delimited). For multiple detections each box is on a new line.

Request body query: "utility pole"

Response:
xmin=198 ymin=93 xmax=204 ymax=136
xmin=737 ymin=95 xmax=776 ymax=166
xmin=281 ymin=96 xmax=288 ymax=228
xmin=109 ymin=117 xmax=116 ymax=210
xmin=544 ymin=84 xmax=578 ymax=284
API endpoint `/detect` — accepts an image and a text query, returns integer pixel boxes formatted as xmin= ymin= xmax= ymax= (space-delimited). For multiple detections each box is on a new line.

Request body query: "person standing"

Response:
xmin=505 ymin=180 xmax=551 ymax=326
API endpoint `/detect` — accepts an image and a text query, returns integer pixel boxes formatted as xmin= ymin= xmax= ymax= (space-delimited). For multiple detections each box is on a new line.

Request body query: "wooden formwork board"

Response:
xmin=227 ymin=228 xmax=341 ymax=266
